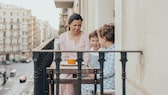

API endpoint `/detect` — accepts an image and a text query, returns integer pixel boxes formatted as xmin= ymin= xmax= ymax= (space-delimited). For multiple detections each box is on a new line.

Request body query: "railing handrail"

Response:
xmin=32 ymin=50 xmax=142 ymax=54
xmin=32 ymin=36 xmax=58 ymax=50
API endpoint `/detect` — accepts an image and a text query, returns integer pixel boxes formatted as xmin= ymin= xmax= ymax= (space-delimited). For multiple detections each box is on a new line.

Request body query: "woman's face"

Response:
xmin=69 ymin=20 xmax=82 ymax=35
xmin=90 ymin=37 xmax=100 ymax=50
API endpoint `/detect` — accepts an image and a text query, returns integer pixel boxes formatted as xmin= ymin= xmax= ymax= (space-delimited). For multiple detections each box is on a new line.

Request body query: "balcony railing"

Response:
xmin=32 ymin=37 xmax=142 ymax=95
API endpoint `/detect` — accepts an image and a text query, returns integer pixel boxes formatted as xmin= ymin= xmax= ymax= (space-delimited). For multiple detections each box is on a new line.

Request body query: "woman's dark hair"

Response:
xmin=68 ymin=13 xmax=83 ymax=24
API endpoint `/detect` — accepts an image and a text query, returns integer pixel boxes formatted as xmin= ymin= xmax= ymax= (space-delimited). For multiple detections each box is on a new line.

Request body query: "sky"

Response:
xmin=0 ymin=0 xmax=60 ymax=29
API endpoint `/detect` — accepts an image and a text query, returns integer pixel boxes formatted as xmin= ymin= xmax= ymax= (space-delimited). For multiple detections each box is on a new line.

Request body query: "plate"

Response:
xmin=60 ymin=61 xmax=85 ymax=66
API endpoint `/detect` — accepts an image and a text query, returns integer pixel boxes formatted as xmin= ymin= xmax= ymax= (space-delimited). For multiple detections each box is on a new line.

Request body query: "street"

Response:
xmin=0 ymin=61 xmax=34 ymax=95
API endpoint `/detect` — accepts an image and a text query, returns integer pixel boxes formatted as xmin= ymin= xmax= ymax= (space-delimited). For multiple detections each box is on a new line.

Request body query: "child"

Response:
xmin=89 ymin=30 xmax=101 ymax=67
xmin=82 ymin=23 xmax=115 ymax=95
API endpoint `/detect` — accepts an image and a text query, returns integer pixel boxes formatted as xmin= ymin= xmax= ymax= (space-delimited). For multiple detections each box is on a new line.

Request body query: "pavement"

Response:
xmin=0 ymin=73 xmax=34 ymax=95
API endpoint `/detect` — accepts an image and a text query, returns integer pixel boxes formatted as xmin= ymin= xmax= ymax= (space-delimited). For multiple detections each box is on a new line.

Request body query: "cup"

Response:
xmin=67 ymin=59 xmax=76 ymax=64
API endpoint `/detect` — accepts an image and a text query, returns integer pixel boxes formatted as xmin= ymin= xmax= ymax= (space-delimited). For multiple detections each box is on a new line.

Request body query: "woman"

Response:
xmin=59 ymin=13 xmax=90 ymax=95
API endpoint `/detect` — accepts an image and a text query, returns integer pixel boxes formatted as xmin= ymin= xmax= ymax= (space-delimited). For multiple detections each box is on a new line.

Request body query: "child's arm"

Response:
xmin=103 ymin=53 xmax=115 ymax=78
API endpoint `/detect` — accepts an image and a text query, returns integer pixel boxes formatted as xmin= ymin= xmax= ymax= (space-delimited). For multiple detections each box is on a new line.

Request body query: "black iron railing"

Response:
xmin=32 ymin=37 xmax=142 ymax=95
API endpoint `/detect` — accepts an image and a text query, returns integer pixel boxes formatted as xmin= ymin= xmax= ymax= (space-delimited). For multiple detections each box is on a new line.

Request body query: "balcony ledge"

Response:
xmin=54 ymin=0 xmax=74 ymax=8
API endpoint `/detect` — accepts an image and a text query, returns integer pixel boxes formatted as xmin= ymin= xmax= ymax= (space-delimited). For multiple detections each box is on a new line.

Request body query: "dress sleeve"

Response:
xmin=83 ymin=33 xmax=90 ymax=63
xmin=59 ymin=33 xmax=68 ymax=60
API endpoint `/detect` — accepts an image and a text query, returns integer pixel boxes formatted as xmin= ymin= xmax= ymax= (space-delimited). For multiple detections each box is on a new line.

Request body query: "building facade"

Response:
xmin=0 ymin=4 xmax=32 ymax=61
xmin=0 ymin=3 xmax=57 ymax=62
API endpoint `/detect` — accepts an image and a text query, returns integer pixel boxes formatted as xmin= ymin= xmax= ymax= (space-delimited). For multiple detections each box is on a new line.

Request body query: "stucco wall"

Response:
xmin=81 ymin=0 xmax=114 ymax=33
xmin=95 ymin=0 xmax=114 ymax=28
xmin=115 ymin=0 xmax=168 ymax=95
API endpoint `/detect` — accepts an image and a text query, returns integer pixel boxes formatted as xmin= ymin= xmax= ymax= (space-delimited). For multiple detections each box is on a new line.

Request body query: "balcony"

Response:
xmin=54 ymin=0 xmax=74 ymax=8
xmin=32 ymin=37 xmax=142 ymax=95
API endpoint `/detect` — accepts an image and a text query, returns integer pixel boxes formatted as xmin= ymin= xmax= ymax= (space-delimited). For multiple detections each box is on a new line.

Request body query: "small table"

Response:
xmin=46 ymin=63 xmax=101 ymax=95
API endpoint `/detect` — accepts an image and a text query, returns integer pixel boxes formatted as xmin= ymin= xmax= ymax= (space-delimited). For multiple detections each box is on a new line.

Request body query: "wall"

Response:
xmin=115 ymin=0 xmax=168 ymax=95
xmin=95 ymin=0 xmax=114 ymax=28
xmin=80 ymin=0 xmax=114 ymax=33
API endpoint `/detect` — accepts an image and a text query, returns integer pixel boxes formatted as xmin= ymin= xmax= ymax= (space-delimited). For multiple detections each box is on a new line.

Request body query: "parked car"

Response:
xmin=1 ymin=60 xmax=10 ymax=65
xmin=19 ymin=76 xmax=27 ymax=83
xmin=20 ymin=59 xmax=31 ymax=63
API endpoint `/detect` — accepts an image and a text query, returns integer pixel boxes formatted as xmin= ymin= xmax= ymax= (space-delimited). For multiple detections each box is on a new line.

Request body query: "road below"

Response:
xmin=0 ymin=61 xmax=34 ymax=95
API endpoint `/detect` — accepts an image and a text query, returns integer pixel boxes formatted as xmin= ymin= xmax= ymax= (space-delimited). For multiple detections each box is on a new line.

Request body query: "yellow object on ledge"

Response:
xmin=67 ymin=59 xmax=76 ymax=64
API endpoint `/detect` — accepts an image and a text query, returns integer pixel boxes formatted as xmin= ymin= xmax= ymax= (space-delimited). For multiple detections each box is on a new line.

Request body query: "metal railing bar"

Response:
xmin=32 ymin=50 xmax=142 ymax=54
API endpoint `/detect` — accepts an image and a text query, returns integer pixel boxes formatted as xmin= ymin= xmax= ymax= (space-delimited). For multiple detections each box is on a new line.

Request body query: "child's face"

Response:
xmin=90 ymin=37 xmax=100 ymax=50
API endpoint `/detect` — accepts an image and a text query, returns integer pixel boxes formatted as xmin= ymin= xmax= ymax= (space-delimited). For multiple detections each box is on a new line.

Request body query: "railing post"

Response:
xmin=76 ymin=52 xmax=83 ymax=95
xmin=94 ymin=69 xmax=98 ymax=94
xmin=120 ymin=52 xmax=128 ymax=95
xmin=55 ymin=52 xmax=61 ymax=95
xmin=50 ymin=70 xmax=54 ymax=95
xmin=33 ymin=52 xmax=40 ymax=95
xmin=98 ymin=52 xmax=105 ymax=95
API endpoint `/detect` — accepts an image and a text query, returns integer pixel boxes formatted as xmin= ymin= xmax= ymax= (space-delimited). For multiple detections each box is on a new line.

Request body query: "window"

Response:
xmin=17 ymin=18 xmax=20 ymax=23
xmin=11 ymin=25 xmax=13 ymax=30
xmin=3 ymin=12 xmax=6 ymax=15
xmin=10 ymin=18 xmax=13 ymax=23
xmin=10 ymin=12 xmax=13 ymax=16
xmin=3 ymin=31 xmax=6 ymax=37
xmin=3 ymin=18 xmax=6 ymax=22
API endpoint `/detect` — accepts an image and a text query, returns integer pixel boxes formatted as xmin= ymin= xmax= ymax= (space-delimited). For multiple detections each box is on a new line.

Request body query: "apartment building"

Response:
xmin=0 ymin=3 xmax=57 ymax=62
xmin=39 ymin=20 xmax=53 ymax=43
xmin=0 ymin=3 xmax=32 ymax=61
